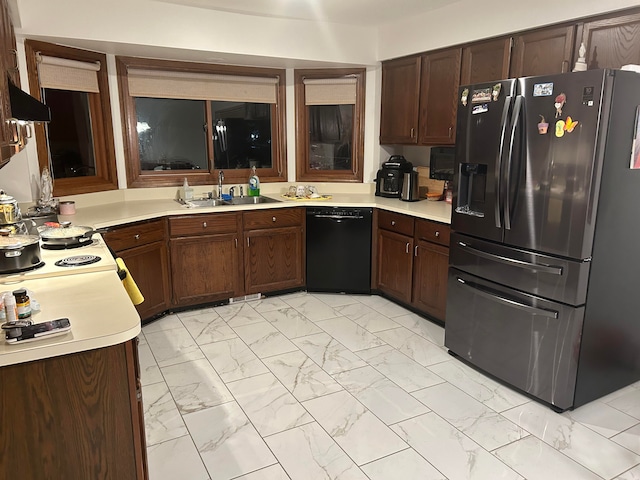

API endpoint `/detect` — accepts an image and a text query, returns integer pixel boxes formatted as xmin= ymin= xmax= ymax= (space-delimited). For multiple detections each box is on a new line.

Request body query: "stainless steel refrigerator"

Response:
xmin=445 ymin=69 xmax=640 ymax=411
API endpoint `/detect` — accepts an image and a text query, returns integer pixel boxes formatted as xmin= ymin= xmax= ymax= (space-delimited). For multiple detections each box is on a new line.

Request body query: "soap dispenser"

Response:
xmin=182 ymin=178 xmax=193 ymax=201
xmin=248 ymin=166 xmax=260 ymax=197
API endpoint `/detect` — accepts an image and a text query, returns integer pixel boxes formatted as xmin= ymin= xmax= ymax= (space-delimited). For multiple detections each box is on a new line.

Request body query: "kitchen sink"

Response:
xmin=178 ymin=196 xmax=281 ymax=208
xmin=224 ymin=196 xmax=281 ymax=205
xmin=181 ymin=198 xmax=228 ymax=207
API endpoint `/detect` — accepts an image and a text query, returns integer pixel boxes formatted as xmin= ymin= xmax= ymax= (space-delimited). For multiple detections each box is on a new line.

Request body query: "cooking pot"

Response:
xmin=0 ymin=190 xmax=21 ymax=224
xmin=38 ymin=222 xmax=97 ymax=247
xmin=0 ymin=231 xmax=43 ymax=273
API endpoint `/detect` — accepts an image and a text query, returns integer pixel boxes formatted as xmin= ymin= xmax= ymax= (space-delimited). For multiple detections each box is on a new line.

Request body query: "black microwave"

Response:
xmin=429 ymin=146 xmax=455 ymax=181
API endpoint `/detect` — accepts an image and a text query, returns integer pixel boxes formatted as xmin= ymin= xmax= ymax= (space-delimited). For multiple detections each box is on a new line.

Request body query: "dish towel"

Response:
xmin=116 ymin=258 xmax=144 ymax=306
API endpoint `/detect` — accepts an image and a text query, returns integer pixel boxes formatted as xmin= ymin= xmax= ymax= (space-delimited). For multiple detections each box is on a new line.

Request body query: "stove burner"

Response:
xmin=0 ymin=262 xmax=45 ymax=274
xmin=42 ymin=240 xmax=94 ymax=250
xmin=55 ymin=255 xmax=101 ymax=267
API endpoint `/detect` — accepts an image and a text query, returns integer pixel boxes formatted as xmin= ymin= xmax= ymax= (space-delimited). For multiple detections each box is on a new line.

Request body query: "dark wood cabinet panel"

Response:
xmin=461 ymin=38 xmax=512 ymax=85
xmin=380 ymin=56 xmax=421 ymax=144
xmin=104 ymin=219 xmax=171 ymax=321
xmin=418 ymin=48 xmax=461 ymax=145
xmin=244 ymin=226 xmax=304 ymax=294
xmin=0 ymin=340 xmax=147 ymax=480
xmin=510 ymin=25 xmax=576 ymax=77
xmin=378 ymin=210 xmax=415 ymax=236
xmin=412 ymin=239 xmax=449 ymax=321
xmin=119 ymin=241 xmax=171 ymax=320
xmin=377 ymin=228 xmax=413 ymax=304
xmin=170 ymin=233 xmax=242 ymax=306
xmin=580 ymin=11 xmax=640 ymax=69
xmin=0 ymin=0 xmax=19 ymax=164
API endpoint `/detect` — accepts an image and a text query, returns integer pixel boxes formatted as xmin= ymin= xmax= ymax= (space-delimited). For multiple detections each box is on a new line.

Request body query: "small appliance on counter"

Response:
xmin=375 ymin=155 xmax=414 ymax=198
xmin=401 ymin=170 xmax=420 ymax=202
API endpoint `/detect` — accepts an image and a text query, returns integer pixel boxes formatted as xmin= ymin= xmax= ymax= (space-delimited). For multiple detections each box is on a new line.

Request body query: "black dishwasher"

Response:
xmin=306 ymin=207 xmax=372 ymax=294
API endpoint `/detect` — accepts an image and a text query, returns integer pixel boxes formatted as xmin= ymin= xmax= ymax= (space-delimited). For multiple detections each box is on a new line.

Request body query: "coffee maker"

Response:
xmin=375 ymin=155 xmax=414 ymax=198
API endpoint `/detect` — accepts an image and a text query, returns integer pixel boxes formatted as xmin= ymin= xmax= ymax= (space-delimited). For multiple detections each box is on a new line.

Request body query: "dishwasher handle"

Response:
xmin=311 ymin=214 xmax=365 ymax=220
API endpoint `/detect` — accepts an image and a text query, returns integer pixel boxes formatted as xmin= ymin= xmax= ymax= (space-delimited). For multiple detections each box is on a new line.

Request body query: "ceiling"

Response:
xmin=151 ymin=0 xmax=456 ymax=27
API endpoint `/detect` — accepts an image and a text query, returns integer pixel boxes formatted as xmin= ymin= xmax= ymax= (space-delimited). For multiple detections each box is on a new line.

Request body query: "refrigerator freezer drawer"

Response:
xmin=450 ymin=232 xmax=590 ymax=306
xmin=445 ymin=269 xmax=584 ymax=410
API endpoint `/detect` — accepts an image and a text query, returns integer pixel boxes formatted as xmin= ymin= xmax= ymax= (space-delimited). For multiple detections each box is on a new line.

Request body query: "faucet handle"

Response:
xmin=229 ymin=186 xmax=235 ymax=198
xmin=239 ymin=186 xmax=244 ymax=197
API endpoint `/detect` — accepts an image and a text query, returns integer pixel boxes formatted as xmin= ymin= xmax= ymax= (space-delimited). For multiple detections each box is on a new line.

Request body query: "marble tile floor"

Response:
xmin=139 ymin=291 xmax=640 ymax=480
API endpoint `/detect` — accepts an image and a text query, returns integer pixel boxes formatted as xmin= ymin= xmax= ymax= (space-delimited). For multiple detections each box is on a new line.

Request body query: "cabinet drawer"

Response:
xmin=243 ymin=208 xmax=303 ymax=230
xmin=415 ymin=219 xmax=450 ymax=246
xmin=169 ymin=213 xmax=239 ymax=237
xmin=103 ymin=219 xmax=165 ymax=251
xmin=378 ymin=210 xmax=414 ymax=236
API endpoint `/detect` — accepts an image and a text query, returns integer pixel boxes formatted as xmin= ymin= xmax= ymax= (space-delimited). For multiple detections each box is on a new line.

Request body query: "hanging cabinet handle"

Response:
xmin=405 ymin=242 xmax=410 ymax=254
xmin=414 ymin=245 xmax=418 ymax=257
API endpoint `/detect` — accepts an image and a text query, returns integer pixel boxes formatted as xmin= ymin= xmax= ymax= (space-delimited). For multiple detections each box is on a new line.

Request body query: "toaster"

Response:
xmin=375 ymin=155 xmax=414 ymax=198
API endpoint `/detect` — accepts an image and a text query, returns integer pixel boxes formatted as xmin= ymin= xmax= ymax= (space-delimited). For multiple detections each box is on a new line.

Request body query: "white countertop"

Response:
xmin=0 ymin=270 xmax=141 ymax=367
xmin=60 ymin=194 xmax=452 ymax=228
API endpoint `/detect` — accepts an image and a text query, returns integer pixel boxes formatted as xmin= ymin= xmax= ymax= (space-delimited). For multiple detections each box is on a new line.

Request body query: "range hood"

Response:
xmin=8 ymin=80 xmax=50 ymax=122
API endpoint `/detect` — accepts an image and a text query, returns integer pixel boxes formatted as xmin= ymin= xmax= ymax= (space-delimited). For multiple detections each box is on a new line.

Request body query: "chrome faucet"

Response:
xmin=217 ymin=170 xmax=224 ymax=199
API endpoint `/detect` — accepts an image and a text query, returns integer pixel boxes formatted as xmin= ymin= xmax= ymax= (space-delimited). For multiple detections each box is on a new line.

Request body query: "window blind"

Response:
xmin=36 ymin=54 xmax=101 ymax=93
xmin=303 ymin=77 xmax=357 ymax=105
xmin=127 ymin=69 xmax=279 ymax=103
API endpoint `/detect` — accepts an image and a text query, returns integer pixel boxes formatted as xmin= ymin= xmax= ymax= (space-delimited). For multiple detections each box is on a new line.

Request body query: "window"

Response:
xmin=116 ymin=57 xmax=286 ymax=187
xmin=294 ymin=68 xmax=365 ymax=182
xmin=25 ymin=41 xmax=118 ymax=196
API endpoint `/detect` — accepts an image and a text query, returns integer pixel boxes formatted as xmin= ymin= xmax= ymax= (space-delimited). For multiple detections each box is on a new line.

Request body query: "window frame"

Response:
xmin=116 ymin=56 xmax=287 ymax=188
xmin=24 ymin=40 xmax=118 ymax=196
xmin=294 ymin=68 xmax=366 ymax=183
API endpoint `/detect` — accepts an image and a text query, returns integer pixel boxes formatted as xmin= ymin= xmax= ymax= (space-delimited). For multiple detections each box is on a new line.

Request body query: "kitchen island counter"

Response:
xmin=0 ymin=269 xmax=141 ymax=367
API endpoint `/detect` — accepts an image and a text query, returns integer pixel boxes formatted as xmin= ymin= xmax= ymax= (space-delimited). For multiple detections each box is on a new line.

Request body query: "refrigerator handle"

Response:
xmin=495 ymin=95 xmax=513 ymax=229
xmin=456 ymin=277 xmax=559 ymax=319
xmin=457 ymin=241 xmax=563 ymax=275
xmin=504 ymin=95 xmax=523 ymax=230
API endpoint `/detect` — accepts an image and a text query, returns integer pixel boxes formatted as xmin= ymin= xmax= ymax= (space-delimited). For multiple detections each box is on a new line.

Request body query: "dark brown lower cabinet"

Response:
xmin=0 ymin=339 xmax=147 ymax=480
xmin=377 ymin=228 xmax=414 ymax=304
xmin=103 ymin=219 xmax=171 ymax=322
xmin=243 ymin=208 xmax=305 ymax=294
xmin=377 ymin=211 xmax=450 ymax=322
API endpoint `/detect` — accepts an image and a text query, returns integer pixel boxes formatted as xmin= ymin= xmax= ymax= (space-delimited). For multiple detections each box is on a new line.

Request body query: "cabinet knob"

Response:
xmin=134 ymin=234 xmax=140 ymax=240
xmin=391 ymin=221 xmax=396 ymax=226
xmin=272 ymin=216 xmax=276 ymax=222
xmin=435 ymin=231 xmax=440 ymax=237
xmin=203 ymin=222 xmax=207 ymax=228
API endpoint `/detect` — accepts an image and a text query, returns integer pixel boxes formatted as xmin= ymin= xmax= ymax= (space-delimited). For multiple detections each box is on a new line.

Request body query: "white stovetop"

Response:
xmin=0 ymin=234 xmax=117 ymax=285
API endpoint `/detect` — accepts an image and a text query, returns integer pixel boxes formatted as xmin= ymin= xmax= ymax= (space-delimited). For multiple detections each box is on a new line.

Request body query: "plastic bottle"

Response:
xmin=248 ymin=166 xmax=260 ymax=197
xmin=182 ymin=178 xmax=194 ymax=201
xmin=4 ymin=293 xmax=17 ymax=323
xmin=13 ymin=288 xmax=31 ymax=319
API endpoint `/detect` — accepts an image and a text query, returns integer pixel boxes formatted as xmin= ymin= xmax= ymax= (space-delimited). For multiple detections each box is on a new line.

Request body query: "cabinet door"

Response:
xmin=0 ymin=0 xmax=13 ymax=164
xmin=244 ymin=226 xmax=304 ymax=294
xmin=380 ymin=56 xmax=421 ymax=144
xmin=580 ymin=11 xmax=640 ymax=69
xmin=170 ymin=234 xmax=242 ymax=306
xmin=377 ymin=229 xmax=413 ymax=304
xmin=0 ymin=342 xmax=146 ymax=480
xmin=119 ymin=241 xmax=171 ymax=321
xmin=510 ymin=25 xmax=575 ymax=77
xmin=461 ymin=38 xmax=512 ymax=84
xmin=418 ymin=48 xmax=461 ymax=145
xmin=412 ymin=239 xmax=449 ymax=321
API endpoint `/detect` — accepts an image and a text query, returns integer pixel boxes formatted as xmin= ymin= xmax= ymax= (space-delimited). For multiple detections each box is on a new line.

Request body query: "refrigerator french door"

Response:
xmin=452 ymin=69 xmax=611 ymax=259
xmin=446 ymin=69 xmax=640 ymax=410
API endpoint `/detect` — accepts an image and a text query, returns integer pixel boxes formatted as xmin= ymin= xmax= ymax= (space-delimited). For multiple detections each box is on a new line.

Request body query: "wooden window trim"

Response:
xmin=116 ymin=56 xmax=287 ymax=188
xmin=294 ymin=68 xmax=365 ymax=183
xmin=24 ymin=40 xmax=118 ymax=196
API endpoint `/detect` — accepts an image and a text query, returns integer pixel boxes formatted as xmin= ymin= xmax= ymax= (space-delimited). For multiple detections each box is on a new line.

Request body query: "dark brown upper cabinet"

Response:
xmin=510 ymin=25 xmax=576 ymax=77
xmin=579 ymin=10 xmax=640 ymax=70
xmin=380 ymin=56 xmax=421 ymax=144
xmin=418 ymin=48 xmax=461 ymax=145
xmin=461 ymin=38 xmax=512 ymax=85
